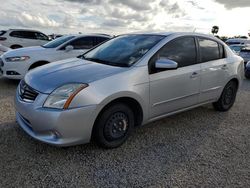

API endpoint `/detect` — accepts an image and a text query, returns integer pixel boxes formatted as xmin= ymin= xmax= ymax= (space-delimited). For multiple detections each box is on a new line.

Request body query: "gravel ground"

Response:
xmin=0 ymin=77 xmax=250 ymax=187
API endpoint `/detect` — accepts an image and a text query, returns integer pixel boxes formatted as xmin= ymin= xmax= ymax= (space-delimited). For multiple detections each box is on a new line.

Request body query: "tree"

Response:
xmin=211 ymin=26 xmax=219 ymax=35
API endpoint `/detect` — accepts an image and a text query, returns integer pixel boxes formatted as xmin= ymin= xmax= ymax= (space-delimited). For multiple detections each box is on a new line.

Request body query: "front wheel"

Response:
xmin=93 ymin=103 xmax=135 ymax=148
xmin=213 ymin=81 xmax=238 ymax=112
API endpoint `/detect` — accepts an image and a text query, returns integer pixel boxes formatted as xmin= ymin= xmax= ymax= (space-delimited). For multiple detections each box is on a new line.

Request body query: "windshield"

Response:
xmin=82 ymin=35 xmax=165 ymax=67
xmin=42 ymin=35 xmax=75 ymax=48
xmin=230 ymin=46 xmax=243 ymax=52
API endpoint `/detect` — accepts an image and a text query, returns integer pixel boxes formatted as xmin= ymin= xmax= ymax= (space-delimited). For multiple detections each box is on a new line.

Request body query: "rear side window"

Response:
xmin=199 ymin=38 xmax=223 ymax=62
xmin=68 ymin=37 xmax=95 ymax=49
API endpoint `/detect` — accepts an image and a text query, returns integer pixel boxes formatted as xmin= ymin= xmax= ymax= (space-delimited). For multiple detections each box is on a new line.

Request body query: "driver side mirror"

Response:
xmin=155 ymin=58 xmax=178 ymax=70
xmin=65 ymin=45 xmax=74 ymax=52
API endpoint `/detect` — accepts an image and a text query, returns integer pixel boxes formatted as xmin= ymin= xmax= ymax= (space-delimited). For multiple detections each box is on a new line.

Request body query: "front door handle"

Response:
xmin=190 ymin=72 xmax=199 ymax=78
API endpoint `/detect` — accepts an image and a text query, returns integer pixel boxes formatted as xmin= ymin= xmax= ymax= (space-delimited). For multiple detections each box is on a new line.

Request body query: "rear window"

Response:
xmin=0 ymin=30 xmax=6 ymax=36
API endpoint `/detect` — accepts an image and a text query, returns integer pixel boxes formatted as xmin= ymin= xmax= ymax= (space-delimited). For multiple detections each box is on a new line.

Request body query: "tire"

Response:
xmin=93 ymin=103 xmax=135 ymax=148
xmin=245 ymin=73 xmax=250 ymax=79
xmin=213 ymin=81 xmax=238 ymax=112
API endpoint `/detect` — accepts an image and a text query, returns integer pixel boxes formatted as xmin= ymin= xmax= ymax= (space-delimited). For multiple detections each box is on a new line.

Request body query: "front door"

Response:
xmin=149 ymin=37 xmax=201 ymax=118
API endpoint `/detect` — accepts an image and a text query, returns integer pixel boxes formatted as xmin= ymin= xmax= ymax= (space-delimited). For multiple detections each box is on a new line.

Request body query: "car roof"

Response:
xmin=123 ymin=32 xmax=222 ymax=42
xmin=72 ymin=34 xmax=113 ymax=38
xmin=8 ymin=29 xmax=44 ymax=32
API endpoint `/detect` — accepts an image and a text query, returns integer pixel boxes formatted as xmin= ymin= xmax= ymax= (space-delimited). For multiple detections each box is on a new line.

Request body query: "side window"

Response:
xmin=9 ymin=31 xmax=21 ymax=38
xmin=68 ymin=37 xmax=95 ymax=49
xmin=35 ymin=32 xmax=49 ymax=40
xmin=95 ymin=37 xmax=109 ymax=45
xmin=11 ymin=31 xmax=36 ymax=39
xmin=150 ymin=37 xmax=197 ymax=73
xmin=198 ymin=38 xmax=221 ymax=62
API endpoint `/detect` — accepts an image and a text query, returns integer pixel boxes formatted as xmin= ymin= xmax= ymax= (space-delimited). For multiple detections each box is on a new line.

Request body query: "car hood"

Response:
xmin=3 ymin=46 xmax=48 ymax=57
xmin=24 ymin=58 xmax=126 ymax=94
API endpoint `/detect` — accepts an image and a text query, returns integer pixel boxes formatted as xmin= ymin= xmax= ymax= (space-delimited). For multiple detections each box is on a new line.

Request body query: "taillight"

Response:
xmin=0 ymin=37 xmax=6 ymax=41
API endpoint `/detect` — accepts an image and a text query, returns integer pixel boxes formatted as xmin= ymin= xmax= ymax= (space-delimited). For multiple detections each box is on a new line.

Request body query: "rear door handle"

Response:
xmin=190 ymin=72 xmax=199 ymax=78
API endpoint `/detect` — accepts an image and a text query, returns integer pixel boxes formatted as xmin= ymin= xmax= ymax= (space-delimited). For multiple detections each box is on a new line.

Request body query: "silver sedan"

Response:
xmin=15 ymin=32 xmax=244 ymax=148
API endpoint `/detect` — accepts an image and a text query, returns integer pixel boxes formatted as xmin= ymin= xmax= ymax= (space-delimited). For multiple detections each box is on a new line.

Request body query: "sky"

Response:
xmin=0 ymin=0 xmax=250 ymax=37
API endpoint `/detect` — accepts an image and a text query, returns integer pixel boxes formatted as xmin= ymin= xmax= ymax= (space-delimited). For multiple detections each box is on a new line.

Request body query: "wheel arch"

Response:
xmin=91 ymin=96 xmax=145 ymax=141
xmin=28 ymin=60 xmax=50 ymax=70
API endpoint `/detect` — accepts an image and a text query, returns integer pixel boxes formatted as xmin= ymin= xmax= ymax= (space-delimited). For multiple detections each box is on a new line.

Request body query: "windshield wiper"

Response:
xmin=82 ymin=57 xmax=129 ymax=67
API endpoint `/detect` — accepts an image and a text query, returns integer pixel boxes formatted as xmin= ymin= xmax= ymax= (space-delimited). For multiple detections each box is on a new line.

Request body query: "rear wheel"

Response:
xmin=213 ymin=81 xmax=238 ymax=111
xmin=93 ymin=103 xmax=134 ymax=148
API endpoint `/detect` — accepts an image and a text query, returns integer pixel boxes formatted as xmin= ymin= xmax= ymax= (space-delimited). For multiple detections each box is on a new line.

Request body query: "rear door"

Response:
xmin=149 ymin=36 xmax=201 ymax=118
xmin=198 ymin=37 xmax=228 ymax=103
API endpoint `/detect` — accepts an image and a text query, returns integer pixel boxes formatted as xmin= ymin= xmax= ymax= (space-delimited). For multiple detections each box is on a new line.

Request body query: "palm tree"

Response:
xmin=211 ymin=26 xmax=219 ymax=35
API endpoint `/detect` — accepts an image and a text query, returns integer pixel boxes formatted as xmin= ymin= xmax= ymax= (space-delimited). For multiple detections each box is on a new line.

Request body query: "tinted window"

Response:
xmin=35 ymin=32 xmax=49 ymax=40
xmin=151 ymin=37 xmax=197 ymax=71
xmin=96 ymin=37 xmax=109 ymax=45
xmin=0 ymin=30 xmax=6 ymax=36
xmin=68 ymin=37 xmax=95 ymax=49
xmin=42 ymin=36 xmax=75 ymax=48
xmin=10 ymin=31 xmax=36 ymax=39
xmin=9 ymin=31 xmax=21 ymax=37
xmin=199 ymin=38 xmax=220 ymax=62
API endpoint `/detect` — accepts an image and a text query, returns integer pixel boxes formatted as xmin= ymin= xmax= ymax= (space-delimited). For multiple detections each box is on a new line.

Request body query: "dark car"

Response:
xmin=245 ymin=61 xmax=250 ymax=79
xmin=239 ymin=47 xmax=250 ymax=66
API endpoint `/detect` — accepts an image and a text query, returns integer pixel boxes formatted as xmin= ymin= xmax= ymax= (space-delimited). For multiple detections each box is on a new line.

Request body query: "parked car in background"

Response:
xmin=0 ymin=34 xmax=111 ymax=79
xmin=15 ymin=32 xmax=244 ymax=148
xmin=229 ymin=44 xmax=246 ymax=54
xmin=0 ymin=44 xmax=10 ymax=55
xmin=239 ymin=47 xmax=250 ymax=65
xmin=226 ymin=38 xmax=250 ymax=46
xmin=245 ymin=61 xmax=250 ymax=78
xmin=0 ymin=29 xmax=50 ymax=49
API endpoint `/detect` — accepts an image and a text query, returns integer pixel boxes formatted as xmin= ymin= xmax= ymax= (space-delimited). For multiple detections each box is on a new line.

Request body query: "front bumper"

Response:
xmin=1 ymin=59 xmax=29 ymax=79
xmin=15 ymin=88 xmax=97 ymax=146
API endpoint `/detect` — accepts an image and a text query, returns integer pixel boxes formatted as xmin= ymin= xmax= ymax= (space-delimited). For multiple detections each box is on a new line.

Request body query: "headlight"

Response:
xmin=5 ymin=56 xmax=30 ymax=62
xmin=43 ymin=83 xmax=88 ymax=109
xmin=247 ymin=61 xmax=250 ymax=67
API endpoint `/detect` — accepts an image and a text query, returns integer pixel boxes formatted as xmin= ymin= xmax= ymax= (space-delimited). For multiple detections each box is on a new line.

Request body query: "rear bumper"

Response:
xmin=15 ymin=89 xmax=97 ymax=146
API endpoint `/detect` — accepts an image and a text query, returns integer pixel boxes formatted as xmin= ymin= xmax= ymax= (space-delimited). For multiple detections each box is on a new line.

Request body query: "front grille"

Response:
xmin=19 ymin=80 xmax=38 ymax=102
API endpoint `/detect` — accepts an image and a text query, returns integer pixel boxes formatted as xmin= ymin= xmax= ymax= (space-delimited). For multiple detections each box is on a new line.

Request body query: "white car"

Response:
xmin=0 ymin=34 xmax=111 ymax=79
xmin=0 ymin=44 xmax=10 ymax=55
xmin=0 ymin=29 xmax=50 ymax=49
